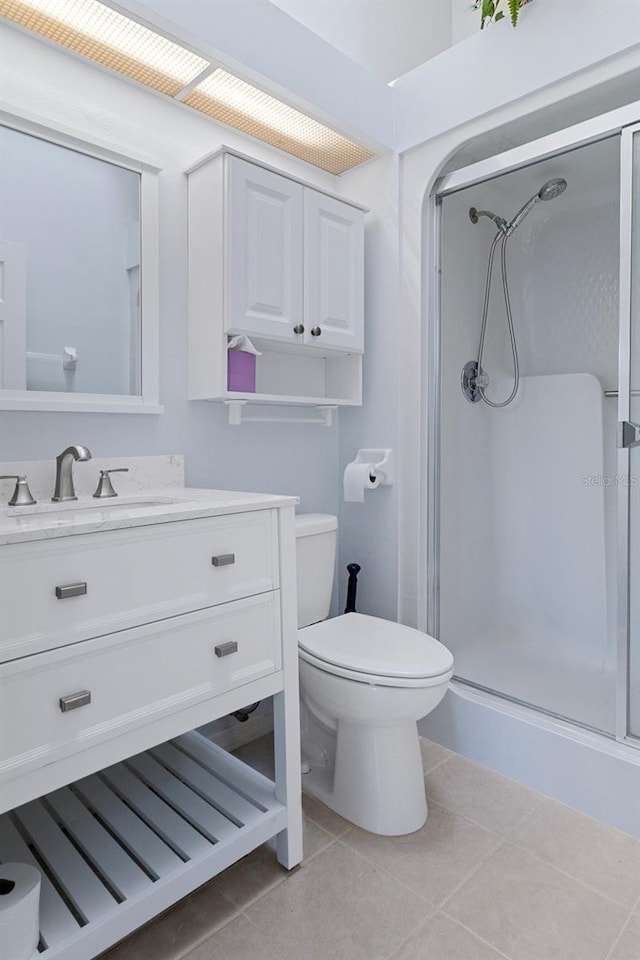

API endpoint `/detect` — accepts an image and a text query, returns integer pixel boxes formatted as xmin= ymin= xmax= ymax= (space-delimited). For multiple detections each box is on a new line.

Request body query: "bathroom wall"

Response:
xmin=335 ymin=153 xmax=401 ymax=620
xmin=269 ymin=0 xmax=453 ymax=82
xmin=0 ymin=27 xmax=341 ymax=525
xmin=394 ymin=0 xmax=640 ymax=151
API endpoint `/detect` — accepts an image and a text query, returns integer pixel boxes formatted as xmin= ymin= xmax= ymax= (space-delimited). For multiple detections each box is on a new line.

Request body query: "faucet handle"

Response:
xmin=0 ymin=475 xmax=37 ymax=507
xmin=92 ymin=468 xmax=129 ymax=499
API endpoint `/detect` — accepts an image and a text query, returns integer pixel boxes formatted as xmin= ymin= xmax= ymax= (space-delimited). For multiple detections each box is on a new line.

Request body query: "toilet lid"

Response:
xmin=298 ymin=613 xmax=454 ymax=680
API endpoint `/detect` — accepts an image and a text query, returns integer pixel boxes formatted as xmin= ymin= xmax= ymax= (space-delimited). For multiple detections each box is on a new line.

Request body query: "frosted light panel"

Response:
xmin=0 ymin=0 xmax=209 ymax=96
xmin=184 ymin=69 xmax=375 ymax=175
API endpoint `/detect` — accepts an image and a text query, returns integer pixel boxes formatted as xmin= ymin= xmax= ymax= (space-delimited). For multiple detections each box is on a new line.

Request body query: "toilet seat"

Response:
xmin=298 ymin=613 xmax=454 ymax=688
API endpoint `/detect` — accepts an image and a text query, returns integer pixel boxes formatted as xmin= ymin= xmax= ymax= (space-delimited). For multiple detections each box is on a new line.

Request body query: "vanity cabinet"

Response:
xmin=187 ymin=149 xmax=365 ymax=413
xmin=0 ymin=493 xmax=302 ymax=960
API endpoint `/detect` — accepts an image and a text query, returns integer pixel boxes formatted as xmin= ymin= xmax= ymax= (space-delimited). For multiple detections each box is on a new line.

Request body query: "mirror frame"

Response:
xmin=0 ymin=105 xmax=162 ymax=414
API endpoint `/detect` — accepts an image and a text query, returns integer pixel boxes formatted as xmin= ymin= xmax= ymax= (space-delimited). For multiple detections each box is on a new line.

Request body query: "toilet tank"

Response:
xmin=295 ymin=514 xmax=338 ymax=628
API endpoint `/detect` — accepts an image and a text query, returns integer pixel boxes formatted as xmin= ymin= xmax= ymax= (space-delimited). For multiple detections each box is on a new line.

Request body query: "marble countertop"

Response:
xmin=0 ymin=487 xmax=299 ymax=545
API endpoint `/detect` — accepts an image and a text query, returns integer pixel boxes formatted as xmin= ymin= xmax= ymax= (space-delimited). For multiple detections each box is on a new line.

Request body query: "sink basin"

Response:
xmin=0 ymin=487 xmax=298 ymax=544
xmin=25 ymin=496 xmax=182 ymax=516
xmin=1 ymin=496 xmax=192 ymax=531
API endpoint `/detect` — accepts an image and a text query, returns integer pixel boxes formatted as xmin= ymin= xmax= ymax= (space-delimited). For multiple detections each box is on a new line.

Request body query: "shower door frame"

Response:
xmin=426 ymin=100 xmax=640 ymax=747
xmin=617 ymin=121 xmax=640 ymax=745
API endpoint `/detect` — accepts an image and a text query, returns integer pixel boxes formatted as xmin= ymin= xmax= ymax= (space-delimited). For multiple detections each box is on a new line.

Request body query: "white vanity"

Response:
xmin=0 ymin=469 xmax=302 ymax=960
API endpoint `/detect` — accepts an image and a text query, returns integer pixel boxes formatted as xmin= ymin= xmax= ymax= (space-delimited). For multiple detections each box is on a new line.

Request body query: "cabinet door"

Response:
xmin=304 ymin=190 xmax=364 ymax=352
xmin=226 ymin=156 xmax=304 ymax=342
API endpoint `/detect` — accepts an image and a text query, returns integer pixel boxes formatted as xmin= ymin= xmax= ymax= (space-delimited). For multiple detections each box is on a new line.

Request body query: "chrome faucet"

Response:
xmin=52 ymin=445 xmax=92 ymax=502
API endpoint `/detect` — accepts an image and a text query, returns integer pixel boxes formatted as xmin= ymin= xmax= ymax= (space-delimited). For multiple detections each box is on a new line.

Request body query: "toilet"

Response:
xmin=295 ymin=514 xmax=454 ymax=837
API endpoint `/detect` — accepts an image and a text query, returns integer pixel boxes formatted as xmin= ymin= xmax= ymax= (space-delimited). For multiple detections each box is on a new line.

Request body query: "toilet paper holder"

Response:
xmin=352 ymin=448 xmax=394 ymax=485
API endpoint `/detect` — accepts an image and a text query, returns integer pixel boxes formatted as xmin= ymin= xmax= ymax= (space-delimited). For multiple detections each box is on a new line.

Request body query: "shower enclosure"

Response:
xmin=429 ymin=103 xmax=639 ymax=748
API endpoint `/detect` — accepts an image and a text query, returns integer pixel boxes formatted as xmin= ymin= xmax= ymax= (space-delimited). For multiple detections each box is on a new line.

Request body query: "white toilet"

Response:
xmin=295 ymin=514 xmax=454 ymax=836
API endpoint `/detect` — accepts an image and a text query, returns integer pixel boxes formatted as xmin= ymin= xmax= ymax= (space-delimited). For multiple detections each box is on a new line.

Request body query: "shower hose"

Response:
xmin=477 ymin=230 xmax=520 ymax=408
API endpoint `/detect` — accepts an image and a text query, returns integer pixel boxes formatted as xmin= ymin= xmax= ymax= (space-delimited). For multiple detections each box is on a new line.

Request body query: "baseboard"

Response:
xmin=198 ymin=713 xmax=274 ymax=752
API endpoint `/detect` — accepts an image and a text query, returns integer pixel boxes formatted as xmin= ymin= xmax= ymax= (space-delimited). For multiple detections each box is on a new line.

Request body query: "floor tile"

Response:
xmin=213 ymin=841 xmax=289 ymax=909
xmin=390 ymin=911 xmax=507 ymax=960
xmin=245 ymin=841 xmax=431 ymax=960
xmin=232 ymin=733 xmax=274 ymax=778
xmin=342 ymin=800 xmax=500 ymax=905
xmin=608 ymin=911 xmax=640 ymax=960
xmin=510 ymin=798 xmax=640 ymax=907
xmin=425 ymin=755 xmax=540 ymax=835
xmin=183 ymin=915 xmax=286 ymax=960
xmin=99 ymin=880 xmax=238 ymax=960
xmin=302 ymin=792 xmax=351 ymax=837
xmin=215 ymin=816 xmax=333 ymax=908
xmin=446 ymin=842 xmax=628 ymax=960
xmin=420 ymin=737 xmax=453 ymax=774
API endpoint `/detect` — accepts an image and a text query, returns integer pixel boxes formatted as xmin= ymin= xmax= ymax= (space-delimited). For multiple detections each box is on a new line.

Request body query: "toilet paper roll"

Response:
xmin=0 ymin=863 xmax=41 ymax=960
xmin=343 ymin=462 xmax=380 ymax=502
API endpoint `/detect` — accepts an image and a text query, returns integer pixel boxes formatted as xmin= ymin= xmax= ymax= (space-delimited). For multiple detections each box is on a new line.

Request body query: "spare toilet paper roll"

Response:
xmin=0 ymin=863 xmax=41 ymax=960
xmin=343 ymin=462 xmax=380 ymax=502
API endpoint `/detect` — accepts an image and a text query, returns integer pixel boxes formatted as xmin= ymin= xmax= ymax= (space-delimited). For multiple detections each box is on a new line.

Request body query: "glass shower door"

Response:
xmin=624 ymin=125 xmax=640 ymax=740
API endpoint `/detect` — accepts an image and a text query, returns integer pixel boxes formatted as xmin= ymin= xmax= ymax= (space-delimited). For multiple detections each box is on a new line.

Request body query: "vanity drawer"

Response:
xmin=0 ymin=510 xmax=279 ymax=661
xmin=0 ymin=592 xmax=281 ymax=785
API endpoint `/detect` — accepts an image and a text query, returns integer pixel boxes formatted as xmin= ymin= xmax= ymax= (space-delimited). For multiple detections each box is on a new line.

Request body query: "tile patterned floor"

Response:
xmin=101 ymin=735 xmax=640 ymax=960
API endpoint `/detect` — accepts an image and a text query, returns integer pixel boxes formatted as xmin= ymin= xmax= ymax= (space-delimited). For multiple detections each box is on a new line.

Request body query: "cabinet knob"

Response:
xmin=293 ymin=324 xmax=305 ymax=335
xmin=310 ymin=326 xmax=322 ymax=337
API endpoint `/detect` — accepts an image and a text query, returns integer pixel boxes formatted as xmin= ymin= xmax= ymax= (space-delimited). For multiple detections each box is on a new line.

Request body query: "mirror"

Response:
xmin=0 ymin=112 xmax=160 ymax=413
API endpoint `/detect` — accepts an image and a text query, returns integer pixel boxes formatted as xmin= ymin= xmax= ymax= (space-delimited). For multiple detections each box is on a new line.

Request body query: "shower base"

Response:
xmin=450 ymin=633 xmax=617 ymax=735
xmin=420 ymin=680 xmax=640 ymax=836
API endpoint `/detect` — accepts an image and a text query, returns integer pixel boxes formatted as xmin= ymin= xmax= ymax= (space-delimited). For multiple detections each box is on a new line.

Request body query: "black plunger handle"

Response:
xmin=345 ymin=563 xmax=361 ymax=614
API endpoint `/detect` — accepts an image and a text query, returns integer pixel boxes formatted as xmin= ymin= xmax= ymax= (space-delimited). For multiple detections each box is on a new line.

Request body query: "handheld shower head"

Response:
xmin=538 ymin=178 xmax=567 ymax=201
xmin=507 ymin=177 xmax=567 ymax=233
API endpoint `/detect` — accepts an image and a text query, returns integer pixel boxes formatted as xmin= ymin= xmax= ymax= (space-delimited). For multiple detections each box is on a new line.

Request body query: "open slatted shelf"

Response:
xmin=0 ymin=732 xmax=286 ymax=960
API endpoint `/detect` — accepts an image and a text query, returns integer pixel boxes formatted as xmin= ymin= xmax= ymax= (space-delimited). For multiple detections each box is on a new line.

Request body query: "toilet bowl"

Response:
xmin=295 ymin=515 xmax=454 ymax=836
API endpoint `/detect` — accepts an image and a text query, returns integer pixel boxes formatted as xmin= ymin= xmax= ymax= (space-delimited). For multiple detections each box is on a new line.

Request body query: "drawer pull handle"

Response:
xmin=59 ymin=690 xmax=91 ymax=712
xmin=55 ymin=582 xmax=87 ymax=599
xmin=215 ymin=641 xmax=238 ymax=658
xmin=212 ymin=554 xmax=235 ymax=567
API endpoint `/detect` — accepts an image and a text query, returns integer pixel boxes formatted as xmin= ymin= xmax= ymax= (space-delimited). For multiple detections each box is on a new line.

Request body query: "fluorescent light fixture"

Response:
xmin=0 ymin=0 xmax=209 ymax=96
xmin=1 ymin=0 xmax=376 ymax=174
xmin=183 ymin=69 xmax=374 ymax=175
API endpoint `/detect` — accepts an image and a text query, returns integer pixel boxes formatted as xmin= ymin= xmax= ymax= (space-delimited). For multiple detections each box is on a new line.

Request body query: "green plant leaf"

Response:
xmin=495 ymin=10 xmax=505 ymax=19
xmin=508 ymin=0 xmax=520 ymax=26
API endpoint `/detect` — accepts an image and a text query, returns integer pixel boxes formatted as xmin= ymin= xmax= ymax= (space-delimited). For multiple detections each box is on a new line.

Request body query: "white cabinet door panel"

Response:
xmin=226 ymin=157 xmax=303 ymax=342
xmin=304 ymin=191 xmax=364 ymax=352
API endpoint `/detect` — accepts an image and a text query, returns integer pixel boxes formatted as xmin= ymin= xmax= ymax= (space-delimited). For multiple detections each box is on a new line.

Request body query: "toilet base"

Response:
xmin=302 ymin=716 xmax=428 ymax=836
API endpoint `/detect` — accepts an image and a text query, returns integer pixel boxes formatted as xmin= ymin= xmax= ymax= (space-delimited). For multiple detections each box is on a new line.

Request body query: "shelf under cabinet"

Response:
xmin=0 ymin=732 xmax=286 ymax=960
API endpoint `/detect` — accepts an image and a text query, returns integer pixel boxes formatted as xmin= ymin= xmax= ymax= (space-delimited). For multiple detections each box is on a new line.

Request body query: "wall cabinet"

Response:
xmin=188 ymin=150 xmax=366 ymax=415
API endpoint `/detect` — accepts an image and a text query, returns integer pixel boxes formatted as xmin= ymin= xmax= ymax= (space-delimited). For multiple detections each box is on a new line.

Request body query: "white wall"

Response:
xmin=0 ymin=27 xmax=341 ymax=530
xmin=269 ymin=0 xmax=452 ymax=83
xmin=451 ymin=0 xmax=480 ymax=45
xmin=335 ymin=152 xmax=401 ymax=619
xmin=394 ymin=0 xmax=640 ymax=150
xmin=126 ymin=0 xmax=395 ymax=149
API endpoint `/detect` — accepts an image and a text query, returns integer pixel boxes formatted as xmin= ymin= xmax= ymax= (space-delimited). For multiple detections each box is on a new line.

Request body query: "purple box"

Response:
xmin=227 ymin=349 xmax=256 ymax=393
